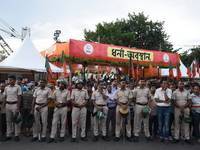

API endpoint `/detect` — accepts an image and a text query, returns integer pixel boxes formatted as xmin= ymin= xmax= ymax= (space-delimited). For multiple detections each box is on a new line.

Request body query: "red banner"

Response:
xmin=69 ymin=39 xmax=179 ymax=67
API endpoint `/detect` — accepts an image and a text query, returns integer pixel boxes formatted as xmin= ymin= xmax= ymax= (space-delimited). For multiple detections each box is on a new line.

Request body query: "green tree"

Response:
xmin=84 ymin=12 xmax=176 ymax=53
xmin=180 ymin=46 xmax=200 ymax=66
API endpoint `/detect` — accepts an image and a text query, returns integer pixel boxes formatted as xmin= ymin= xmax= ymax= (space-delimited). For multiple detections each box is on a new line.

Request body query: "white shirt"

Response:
xmin=154 ymin=87 xmax=172 ymax=107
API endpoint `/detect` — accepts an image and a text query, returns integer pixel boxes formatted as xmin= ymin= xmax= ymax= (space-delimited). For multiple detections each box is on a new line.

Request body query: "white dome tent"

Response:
xmin=0 ymin=35 xmax=69 ymax=74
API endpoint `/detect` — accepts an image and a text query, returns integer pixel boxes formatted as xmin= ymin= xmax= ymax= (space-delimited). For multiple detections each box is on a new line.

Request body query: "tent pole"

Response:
xmin=98 ymin=63 xmax=100 ymax=81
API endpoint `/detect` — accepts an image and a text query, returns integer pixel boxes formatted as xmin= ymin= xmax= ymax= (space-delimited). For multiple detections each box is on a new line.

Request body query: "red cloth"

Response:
xmin=67 ymin=86 xmax=75 ymax=109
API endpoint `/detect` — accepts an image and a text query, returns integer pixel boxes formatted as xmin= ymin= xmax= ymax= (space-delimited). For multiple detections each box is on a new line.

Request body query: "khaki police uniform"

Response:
xmin=133 ymin=86 xmax=151 ymax=137
xmin=114 ymin=88 xmax=133 ymax=138
xmin=50 ymin=89 xmax=70 ymax=139
xmin=4 ymin=84 xmax=21 ymax=137
xmin=172 ymin=89 xmax=191 ymax=140
xmin=32 ymin=87 xmax=52 ymax=138
xmin=71 ymin=89 xmax=89 ymax=138
xmin=92 ymin=89 xmax=108 ymax=136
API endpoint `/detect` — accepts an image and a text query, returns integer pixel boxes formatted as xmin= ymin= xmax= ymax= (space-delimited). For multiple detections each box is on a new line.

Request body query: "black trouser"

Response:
xmin=48 ymin=107 xmax=55 ymax=132
xmin=0 ymin=112 xmax=6 ymax=136
xmin=67 ymin=108 xmax=72 ymax=135
xmin=85 ymin=110 xmax=92 ymax=136
xmin=106 ymin=107 xmax=116 ymax=136
xmin=169 ymin=112 xmax=174 ymax=137
xmin=22 ymin=109 xmax=31 ymax=127
xmin=189 ymin=111 xmax=195 ymax=136
xmin=149 ymin=115 xmax=158 ymax=136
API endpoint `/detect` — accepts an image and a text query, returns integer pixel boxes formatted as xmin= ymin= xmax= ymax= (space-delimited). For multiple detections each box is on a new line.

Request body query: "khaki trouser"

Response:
xmin=33 ymin=106 xmax=48 ymax=138
xmin=115 ymin=105 xmax=131 ymax=138
xmin=134 ymin=104 xmax=150 ymax=137
xmin=50 ymin=107 xmax=67 ymax=138
xmin=6 ymin=103 xmax=20 ymax=137
xmin=174 ymin=107 xmax=190 ymax=140
xmin=93 ymin=106 xmax=108 ymax=136
xmin=72 ymin=107 xmax=87 ymax=138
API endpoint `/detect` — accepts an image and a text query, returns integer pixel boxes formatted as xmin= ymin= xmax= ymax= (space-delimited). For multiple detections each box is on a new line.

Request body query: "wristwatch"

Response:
xmin=60 ymin=101 xmax=62 ymax=104
xmin=17 ymin=107 xmax=19 ymax=110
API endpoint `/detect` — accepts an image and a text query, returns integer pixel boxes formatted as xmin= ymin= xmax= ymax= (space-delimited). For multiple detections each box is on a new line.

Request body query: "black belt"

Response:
xmin=157 ymin=106 xmax=170 ymax=108
xmin=136 ymin=103 xmax=148 ymax=106
xmin=74 ymin=105 xmax=86 ymax=108
xmin=120 ymin=103 xmax=127 ymax=105
xmin=35 ymin=102 xmax=44 ymax=106
xmin=97 ymin=105 xmax=106 ymax=107
xmin=108 ymin=106 xmax=116 ymax=109
xmin=56 ymin=104 xmax=66 ymax=108
xmin=175 ymin=105 xmax=188 ymax=108
xmin=6 ymin=101 xmax=17 ymax=104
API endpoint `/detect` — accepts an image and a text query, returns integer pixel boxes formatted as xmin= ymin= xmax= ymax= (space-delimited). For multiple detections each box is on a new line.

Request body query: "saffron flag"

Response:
xmin=187 ymin=64 xmax=191 ymax=78
xmin=194 ymin=58 xmax=198 ymax=68
xmin=149 ymin=59 xmax=153 ymax=75
xmin=176 ymin=62 xmax=181 ymax=80
xmin=192 ymin=63 xmax=196 ymax=78
xmin=169 ymin=61 xmax=174 ymax=79
xmin=61 ymin=51 xmax=67 ymax=77
xmin=131 ymin=62 xmax=135 ymax=78
xmin=45 ymin=55 xmax=52 ymax=81
xmin=137 ymin=57 xmax=140 ymax=80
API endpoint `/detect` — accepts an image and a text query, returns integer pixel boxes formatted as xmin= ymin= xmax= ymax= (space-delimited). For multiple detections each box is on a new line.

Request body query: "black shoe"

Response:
xmin=134 ymin=136 xmax=139 ymax=142
xmin=147 ymin=136 xmax=154 ymax=142
xmin=93 ymin=136 xmax=98 ymax=142
xmin=102 ymin=136 xmax=110 ymax=141
xmin=185 ymin=139 xmax=194 ymax=145
xmin=113 ymin=137 xmax=120 ymax=142
xmin=71 ymin=138 xmax=76 ymax=143
xmin=14 ymin=136 xmax=20 ymax=142
xmin=81 ymin=137 xmax=88 ymax=141
xmin=1 ymin=137 xmax=12 ymax=142
xmin=172 ymin=139 xmax=179 ymax=144
xmin=59 ymin=137 xmax=64 ymax=142
xmin=30 ymin=138 xmax=38 ymax=142
xmin=47 ymin=138 xmax=54 ymax=143
xmin=112 ymin=133 xmax=115 ymax=137
xmin=41 ymin=137 xmax=46 ymax=142
xmin=127 ymin=137 xmax=133 ymax=142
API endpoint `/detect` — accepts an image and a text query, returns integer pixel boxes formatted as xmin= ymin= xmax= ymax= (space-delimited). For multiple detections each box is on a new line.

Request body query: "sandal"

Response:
xmin=164 ymin=139 xmax=169 ymax=145
xmin=197 ymin=140 xmax=200 ymax=144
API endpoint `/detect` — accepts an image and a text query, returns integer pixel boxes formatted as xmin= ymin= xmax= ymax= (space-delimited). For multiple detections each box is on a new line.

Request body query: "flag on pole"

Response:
xmin=187 ymin=64 xmax=192 ymax=78
xmin=61 ymin=51 xmax=67 ymax=77
xmin=136 ymin=57 xmax=140 ymax=80
xmin=176 ymin=62 xmax=181 ymax=80
xmin=169 ymin=61 xmax=174 ymax=79
xmin=194 ymin=58 xmax=198 ymax=68
xmin=197 ymin=59 xmax=199 ymax=76
xmin=192 ymin=63 xmax=196 ymax=78
xmin=45 ymin=55 xmax=52 ymax=81
xmin=131 ymin=62 xmax=135 ymax=78
xmin=149 ymin=59 xmax=153 ymax=75
xmin=129 ymin=53 xmax=132 ymax=69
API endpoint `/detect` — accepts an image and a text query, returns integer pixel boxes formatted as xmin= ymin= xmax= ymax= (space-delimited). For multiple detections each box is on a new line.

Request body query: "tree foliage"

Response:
xmin=84 ymin=12 xmax=177 ymax=53
xmin=180 ymin=46 xmax=200 ymax=66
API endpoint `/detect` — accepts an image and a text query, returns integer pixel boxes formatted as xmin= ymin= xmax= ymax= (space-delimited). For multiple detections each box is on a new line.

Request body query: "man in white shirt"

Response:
xmin=154 ymin=79 xmax=172 ymax=145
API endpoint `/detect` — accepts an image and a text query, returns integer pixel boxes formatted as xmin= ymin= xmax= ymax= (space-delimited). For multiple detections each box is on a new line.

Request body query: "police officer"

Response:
xmin=114 ymin=79 xmax=133 ymax=142
xmin=133 ymin=77 xmax=153 ymax=142
xmin=71 ymin=79 xmax=89 ymax=142
xmin=172 ymin=80 xmax=194 ymax=145
xmin=47 ymin=79 xmax=70 ymax=143
xmin=92 ymin=81 xmax=109 ymax=142
xmin=30 ymin=79 xmax=52 ymax=142
xmin=0 ymin=75 xmax=21 ymax=142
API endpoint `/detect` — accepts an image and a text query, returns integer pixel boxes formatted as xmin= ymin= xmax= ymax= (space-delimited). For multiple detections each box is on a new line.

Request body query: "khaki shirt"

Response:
xmin=149 ymin=94 xmax=157 ymax=116
xmin=172 ymin=89 xmax=191 ymax=106
xmin=53 ymin=89 xmax=70 ymax=102
xmin=114 ymin=88 xmax=133 ymax=104
xmin=92 ymin=89 xmax=108 ymax=105
xmin=71 ymin=89 xmax=89 ymax=103
xmin=33 ymin=87 xmax=52 ymax=103
xmin=133 ymin=86 xmax=151 ymax=104
xmin=5 ymin=84 xmax=21 ymax=102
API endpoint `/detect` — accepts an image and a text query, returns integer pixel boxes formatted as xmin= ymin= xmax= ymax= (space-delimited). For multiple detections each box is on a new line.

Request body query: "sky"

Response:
xmin=0 ymin=0 xmax=200 ymax=53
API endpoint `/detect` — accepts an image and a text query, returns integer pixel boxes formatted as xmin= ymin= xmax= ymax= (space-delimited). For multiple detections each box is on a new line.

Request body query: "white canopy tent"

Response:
xmin=161 ymin=59 xmax=199 ymax=78
xmin=0 ymin=35 xmax=70 ymax=74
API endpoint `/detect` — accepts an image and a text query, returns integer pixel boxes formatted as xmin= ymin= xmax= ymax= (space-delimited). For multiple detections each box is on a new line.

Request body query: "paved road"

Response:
xmin=1 ymin=129 xmax=200 ymax=150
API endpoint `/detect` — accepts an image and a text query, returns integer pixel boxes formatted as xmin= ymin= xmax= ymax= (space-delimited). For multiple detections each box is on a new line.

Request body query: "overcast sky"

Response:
xmin=1 ymin=0 xmax=200 ymax=53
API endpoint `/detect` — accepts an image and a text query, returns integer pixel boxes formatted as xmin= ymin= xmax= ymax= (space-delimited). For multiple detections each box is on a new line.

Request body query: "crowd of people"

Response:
xmin=0 ymin=75 xmax=200 ymax=146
